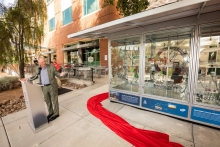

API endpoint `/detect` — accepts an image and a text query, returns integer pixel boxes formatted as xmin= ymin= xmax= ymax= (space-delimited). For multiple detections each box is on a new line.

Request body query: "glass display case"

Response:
xmin=110 ymin=37 xmax=140 ymax=93
xmin=144 ymin=27 xmax=193 ymax=101
xmin=109 ymin=23 xmax=220 ymax=128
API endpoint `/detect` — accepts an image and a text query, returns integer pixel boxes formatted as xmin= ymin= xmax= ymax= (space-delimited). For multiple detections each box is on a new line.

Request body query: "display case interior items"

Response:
xmin=110 ymin=37 xmax=140 ymax=92
xmin=195 ymin=23 xmax=220 ymax=106
xmin=144 ymin=27 xmax=193 ymax=101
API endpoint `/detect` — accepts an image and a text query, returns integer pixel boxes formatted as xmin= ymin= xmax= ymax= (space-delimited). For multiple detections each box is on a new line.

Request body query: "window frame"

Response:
xmin=62 ymin=6 xmax=72 ymax=26
xmin=83 ymin=0 xmax=99 ymax=16
xmin=49 ymin=17 xmax=55 ymax=32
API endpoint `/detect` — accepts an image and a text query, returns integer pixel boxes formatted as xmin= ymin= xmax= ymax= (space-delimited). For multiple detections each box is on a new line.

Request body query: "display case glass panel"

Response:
xmin=144 ymin=27 xmax=193 ymax=101
xmin=110 ymin=37 xmax=140 ymax=92
xmin=195 ymin=23 xmax=220 ymax=106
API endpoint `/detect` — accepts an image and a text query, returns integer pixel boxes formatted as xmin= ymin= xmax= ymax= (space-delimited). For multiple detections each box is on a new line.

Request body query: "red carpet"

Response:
xmin=87 ymin=92 xmax=184 ymax=147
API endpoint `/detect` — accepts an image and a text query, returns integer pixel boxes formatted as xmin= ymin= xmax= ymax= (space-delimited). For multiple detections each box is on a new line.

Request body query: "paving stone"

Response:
xmin=193 ymin=124 xmax=220 ymax=147
xmin=40 ymin=118 xmax=132 ymax=147
xmin=0 ymin=126 xmax=10 ymax=147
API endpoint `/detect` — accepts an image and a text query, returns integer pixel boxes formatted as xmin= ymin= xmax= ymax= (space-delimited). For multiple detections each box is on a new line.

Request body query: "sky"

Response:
xmin=2 ymin=0 xmax=15 ymax=7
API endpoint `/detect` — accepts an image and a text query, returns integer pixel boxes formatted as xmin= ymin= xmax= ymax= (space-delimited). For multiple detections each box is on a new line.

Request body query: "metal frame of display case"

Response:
xmin=68 ymin=0 xmax=220 ymax=128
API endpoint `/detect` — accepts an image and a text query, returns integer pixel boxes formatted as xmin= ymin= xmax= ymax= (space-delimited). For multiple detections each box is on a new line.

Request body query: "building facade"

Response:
xmin=42 ymin=0 xmax=120 ymax=66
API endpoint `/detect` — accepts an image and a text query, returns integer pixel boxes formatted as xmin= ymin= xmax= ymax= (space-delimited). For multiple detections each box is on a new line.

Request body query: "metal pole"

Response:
xmin=166 ymin=35 xmax=171 ymax=97
xmin=91 ymin=68 xmax=94 ymax=83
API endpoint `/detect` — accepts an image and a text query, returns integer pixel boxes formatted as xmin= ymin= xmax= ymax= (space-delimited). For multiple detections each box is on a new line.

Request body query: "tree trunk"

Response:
xmin=19 ymin=59 xmax=25 ymax=78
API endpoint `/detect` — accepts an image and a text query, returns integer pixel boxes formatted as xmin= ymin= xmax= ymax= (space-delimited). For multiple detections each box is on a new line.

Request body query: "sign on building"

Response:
xmin=88 ymin=56 xmax=94 ymax=63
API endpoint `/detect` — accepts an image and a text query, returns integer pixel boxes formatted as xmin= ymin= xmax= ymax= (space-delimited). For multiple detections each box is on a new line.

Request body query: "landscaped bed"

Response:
xmin=0 ymin=73 xmax=88 ymax=117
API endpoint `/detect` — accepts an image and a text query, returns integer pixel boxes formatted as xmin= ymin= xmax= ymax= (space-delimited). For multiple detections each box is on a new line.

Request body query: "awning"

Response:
xmin=68 ymin=0 xmax=220 ymax=39
xmin=24 ymin=45 xmax=52 ymax=50
xmin=42 ymin=50 xmax=56 ymax=54
xmin=62 ymin=41 xmax=99 ymax=51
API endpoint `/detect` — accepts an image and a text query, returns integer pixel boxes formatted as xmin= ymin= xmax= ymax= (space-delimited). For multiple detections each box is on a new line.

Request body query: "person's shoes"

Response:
xmin=47 ymin=113 xmax=54 ymax=120
xmin=49 ymin=115 xmax=59 ymax=121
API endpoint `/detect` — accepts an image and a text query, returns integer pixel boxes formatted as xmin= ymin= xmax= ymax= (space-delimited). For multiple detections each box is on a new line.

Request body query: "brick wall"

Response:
xmin=42 ymin=0 xmax=120 ymax=65
xmin=99 ymin=39 xmax=108 ymax=67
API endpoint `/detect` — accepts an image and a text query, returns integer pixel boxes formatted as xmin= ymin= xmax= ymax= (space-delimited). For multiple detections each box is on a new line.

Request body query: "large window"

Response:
xmin=83 ymin=48 xmax=100 ymax=66
xmin=63 ymin=7 xmax=72 ymax=25
xmin=49 ymin=17 xmax=55 ymax=31
xmin=83 ymin=0 xmax=99 ymax=16
xmin=110 ymin=37 xmax=140 ymax=93
xmin=67 ymin=51 xmax=78 ymax=63
xmin=144 ymin=27 xmax=194 ymax=101
xmin=195 ymin=23 xmax=220 ymax=107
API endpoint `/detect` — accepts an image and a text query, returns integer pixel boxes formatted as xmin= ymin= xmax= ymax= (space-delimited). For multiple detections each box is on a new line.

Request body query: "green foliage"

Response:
xmin=103 ymin=0 xmax=114 ymax=6
xmin=0 ymin=76 xmax=20 ymax=92
xmin=104 ymin=0 xmax=149 ymax=16
xmin=0 ymin=0 xmax=47 ymax=78
xmin=0 ymin=21 xmax=14 ymax=65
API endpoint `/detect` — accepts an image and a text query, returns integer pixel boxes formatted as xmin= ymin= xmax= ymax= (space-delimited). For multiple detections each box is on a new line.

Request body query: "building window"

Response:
xmin=63 ymin=7 xmax=72 ymax=25
xmin=47 ymin=0 xmax=50 ymax=3
xmin=49 ymin=17 xmax=55 ymax=31
xmin=83 ymin=0 xmax=99 ymax=16
xmin=67 ymin=51 xmax=78 ymax=63
xmin=83 ymin=48 xmax=100 ymax=66
xmin=48 ymin=2 xmax=55 ymax=32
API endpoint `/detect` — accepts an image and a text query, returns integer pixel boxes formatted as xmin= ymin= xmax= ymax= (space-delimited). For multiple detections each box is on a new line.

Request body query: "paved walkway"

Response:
xmin=1 ymin=76 xmax=220 ymax=147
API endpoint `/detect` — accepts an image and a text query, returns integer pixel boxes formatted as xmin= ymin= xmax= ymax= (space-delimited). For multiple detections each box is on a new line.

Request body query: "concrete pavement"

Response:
xmin=1 ymin=76 xmax=220 ymax=147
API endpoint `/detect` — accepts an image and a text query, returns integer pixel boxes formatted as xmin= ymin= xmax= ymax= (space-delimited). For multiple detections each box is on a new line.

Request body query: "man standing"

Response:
xmin=28 ymin=56 xmax=66 ymax=122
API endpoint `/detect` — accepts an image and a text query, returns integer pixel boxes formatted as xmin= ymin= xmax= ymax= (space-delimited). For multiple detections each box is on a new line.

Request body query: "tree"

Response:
xmin=104 ymin=0 xmax=149 ymax=16
xmin=0 ymin=0 xmax=47 ymax=78
xmin=0 ymin=3 xmax=13 ymax=66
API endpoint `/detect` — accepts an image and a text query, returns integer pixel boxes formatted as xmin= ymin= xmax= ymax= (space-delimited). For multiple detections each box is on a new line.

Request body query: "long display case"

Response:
xmin=109 ymin=22 xmax=220 ymax=128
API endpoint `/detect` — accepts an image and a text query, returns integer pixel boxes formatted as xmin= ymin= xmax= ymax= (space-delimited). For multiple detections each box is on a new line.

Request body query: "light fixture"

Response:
xmin=183 ymin=53 xmax=188 ymax=62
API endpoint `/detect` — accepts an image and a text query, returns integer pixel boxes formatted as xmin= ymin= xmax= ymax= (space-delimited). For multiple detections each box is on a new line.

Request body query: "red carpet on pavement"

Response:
xmin=87 ymin=92 xmax=184 ymax=147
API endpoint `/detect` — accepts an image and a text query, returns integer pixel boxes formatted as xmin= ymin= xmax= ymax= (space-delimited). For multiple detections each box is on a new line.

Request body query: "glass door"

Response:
xmin=143 ymin=27 xmax=194 ymax=101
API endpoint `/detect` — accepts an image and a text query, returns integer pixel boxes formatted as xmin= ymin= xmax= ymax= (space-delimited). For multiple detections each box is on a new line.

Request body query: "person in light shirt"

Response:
xmin=24 ymin=56 xmax=66 ymax=122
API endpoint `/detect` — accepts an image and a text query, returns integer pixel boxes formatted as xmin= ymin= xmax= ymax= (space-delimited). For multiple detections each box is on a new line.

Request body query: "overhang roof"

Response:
xmin=62 ymin=41 xmax=99 ymax=51
xmin=42 ymin=50 xmax=56 ymax=54
xmin=68 ymin=0 xmax=220 ymax=39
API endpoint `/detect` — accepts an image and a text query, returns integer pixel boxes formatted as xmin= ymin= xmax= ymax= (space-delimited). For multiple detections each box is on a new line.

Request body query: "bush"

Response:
xmin=0 ymin=76 xmax=21 ymax=92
